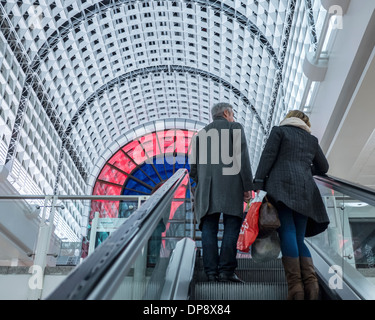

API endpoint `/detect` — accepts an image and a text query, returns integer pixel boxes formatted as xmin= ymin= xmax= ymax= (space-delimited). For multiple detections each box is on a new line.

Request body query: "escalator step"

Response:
xmin=194 ymin=269 xmax=286 ymax=283
xmin=233 ymin=269 xmax=286 ymax=282
xmin=237 ymin=258 xmax=283 ymax=269
xmin=195 ymin=257 xmax=284 ymax=271
xmin=193 ymin=282 xmax=288 ymax=300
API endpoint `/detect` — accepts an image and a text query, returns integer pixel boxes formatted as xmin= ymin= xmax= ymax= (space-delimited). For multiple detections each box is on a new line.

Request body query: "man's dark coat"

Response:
xmin=190 ymin=116 xmax=254 ymax=229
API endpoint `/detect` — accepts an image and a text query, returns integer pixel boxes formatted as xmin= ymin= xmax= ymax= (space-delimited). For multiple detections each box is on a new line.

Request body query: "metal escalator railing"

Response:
xmin=307 ymin=175 xmax=375 ymax=300
xmin=46 ymin=168 xmax=196 ymax=300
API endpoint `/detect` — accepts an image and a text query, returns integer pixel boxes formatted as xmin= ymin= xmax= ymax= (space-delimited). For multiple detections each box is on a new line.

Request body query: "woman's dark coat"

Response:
xmin=253 ymin=125 xmax=330 ymax=237
xmin=190 ymin=116 xmax=254 ymax=229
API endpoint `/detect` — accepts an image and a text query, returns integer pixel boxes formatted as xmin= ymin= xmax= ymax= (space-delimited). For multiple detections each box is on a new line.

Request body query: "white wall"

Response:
xmin=309 ymin=0 xmax=375 ymax=150
xmin=0 ymin=174 xmax=40 ymax=265
xmin=0 ymin=269 xmax=72 ymax=300
xmin=0 ymin=167 xmax=63 ymax=266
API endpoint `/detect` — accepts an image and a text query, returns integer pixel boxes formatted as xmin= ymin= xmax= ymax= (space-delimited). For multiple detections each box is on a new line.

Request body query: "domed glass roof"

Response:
xmin=0 ymin=0 xmax=327 ymax=240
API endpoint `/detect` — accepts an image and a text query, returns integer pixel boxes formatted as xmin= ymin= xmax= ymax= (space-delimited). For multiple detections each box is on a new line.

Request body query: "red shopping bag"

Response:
xmin=237 ymin=191 xmax=267 ymax=253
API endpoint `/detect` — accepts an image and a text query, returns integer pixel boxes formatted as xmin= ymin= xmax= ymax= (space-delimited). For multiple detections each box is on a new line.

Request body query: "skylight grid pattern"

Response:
xmin=281 ymin=1 xmax=326 ymax=115
xmin=0 ymin=0 xmax=326 ymax=242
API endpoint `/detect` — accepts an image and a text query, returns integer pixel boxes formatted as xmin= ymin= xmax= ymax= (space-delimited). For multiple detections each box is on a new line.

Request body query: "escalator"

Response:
xmin=191 ymin=257 xmax=288 ymax=300
xmin=47 ymin=168 xmax=195 ymax=300
xmin=46 ymin=169 xmax=375 ymax=300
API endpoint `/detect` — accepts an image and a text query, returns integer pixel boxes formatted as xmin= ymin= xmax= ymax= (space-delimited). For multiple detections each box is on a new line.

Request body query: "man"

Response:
xmin=190 ymin=102 xmax=253 ymax=282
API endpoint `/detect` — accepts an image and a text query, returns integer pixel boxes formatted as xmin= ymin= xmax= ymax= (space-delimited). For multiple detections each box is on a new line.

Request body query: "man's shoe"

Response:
xmin=218 ymin=273 xmax=245 ymax=284
xmin=207 ymin=274 xmax=218 ymax=282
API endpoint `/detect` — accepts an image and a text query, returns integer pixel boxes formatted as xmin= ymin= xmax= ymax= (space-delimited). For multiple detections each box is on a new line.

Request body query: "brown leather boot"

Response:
xmin=300 ymin=256 xmax=319 ymax=300
xmin=281 ymin=256 xmax=304 ymax=300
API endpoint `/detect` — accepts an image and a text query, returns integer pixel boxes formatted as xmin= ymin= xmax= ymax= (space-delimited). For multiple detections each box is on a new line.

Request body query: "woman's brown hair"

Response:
xmin=284 ymin=110 xmax=311 ymax=128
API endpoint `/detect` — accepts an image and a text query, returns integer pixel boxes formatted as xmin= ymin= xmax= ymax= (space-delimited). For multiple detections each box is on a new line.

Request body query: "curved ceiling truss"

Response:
xmin=54 ymin=66 xmax=269 ymax=193
xmin=4 ymin=0 xmax=290 ymax=183
xmin=0 ymin=0 xmax=325 ymax=199
xmin=30 ymin=0 xmax=281 ymax=71
xmin=69 ymin=65 xmax=267 ymax=135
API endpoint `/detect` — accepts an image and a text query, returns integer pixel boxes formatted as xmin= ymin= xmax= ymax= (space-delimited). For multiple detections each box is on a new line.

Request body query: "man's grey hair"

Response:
xmin=211 ymin=102 xmax=233 ymax=118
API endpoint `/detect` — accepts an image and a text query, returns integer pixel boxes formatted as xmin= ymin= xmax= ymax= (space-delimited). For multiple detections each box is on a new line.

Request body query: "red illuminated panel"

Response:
xmin=157 ymin=130 xmax=174 ymax=154
xmin=175 ymin=131 xmax=191 ymax=154
xmin=187 ymin=132 xmax=197 ymax=155
xmin=161 ymin=175 xmax=189 ymax=242
xmin=166 ymin=130 xmax=192 ymax=155
xmin=91 ymin=181 xmax=121 ymax=218
xmin=156 ymin=130 xmax=190 ymax=155
xmin=170 ymin=130 xmax=186 ymax=155
xmin=90 ymin=200 xmax=119 ymax=219
xmin=139 ymin=132 xmax=162 ymax=159
xmin=175 ymin=174 xmax=189 ymax=199
xmin=92 ymin=180 xmax=121 ymax=195
xmin=108 ymin=150 xmax=127 ymax=167
xmin=123 ymin=140 xmax=140 ymax=160
xmin=108 ymin=149 xmax=136 ymax=174
xmin=186 ymin=130 xmax=196 ymax=139
xmin=98 ymin=164 xmax=127 ymax=185
xmin=123 ymin=140 xmax=149 ymax=165
xmin=164 ymin=130 xmax=177 ymax=155
xmin=91 ymin=130 xmax=197 ymax=220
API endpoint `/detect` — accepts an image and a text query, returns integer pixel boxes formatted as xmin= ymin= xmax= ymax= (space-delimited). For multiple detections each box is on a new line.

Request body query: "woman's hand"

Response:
xmin=243 ymin=190 xmax=252 ymax=202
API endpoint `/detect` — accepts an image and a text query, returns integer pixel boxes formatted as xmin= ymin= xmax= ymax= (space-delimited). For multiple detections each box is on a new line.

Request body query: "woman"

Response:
xmin=253 ymin=110 xmax=329 ymax=300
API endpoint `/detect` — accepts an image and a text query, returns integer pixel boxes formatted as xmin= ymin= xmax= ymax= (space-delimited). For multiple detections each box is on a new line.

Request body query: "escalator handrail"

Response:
xmin=306 ymin=240 xmax=375 ymax=300
xmin=46 ymin=168 xmax=189 ymax=300
xmin=312 ymin=174 xmax=375 ymax=300
xmin=314 ymin=174 xmax=375 ymax=207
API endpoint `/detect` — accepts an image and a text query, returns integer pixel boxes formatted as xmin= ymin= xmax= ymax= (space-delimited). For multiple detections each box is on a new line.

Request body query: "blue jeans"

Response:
xmin=201 ymin=212 xmax=242 ymax=276
xmin=277 ymin=203 xmax=311 ymax=258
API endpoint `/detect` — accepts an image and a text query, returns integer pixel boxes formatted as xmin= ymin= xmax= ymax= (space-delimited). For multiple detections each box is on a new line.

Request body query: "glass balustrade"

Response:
xmin=110 ymin=173 xmax=194 ymax=300
xmin=308 ymin=177 xmax=375 ymax=299
xmin=0 ymin=169 xmax=193 ymax=300
xmin=1 ymin=172 xmax=375 ymax=300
